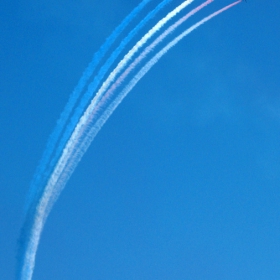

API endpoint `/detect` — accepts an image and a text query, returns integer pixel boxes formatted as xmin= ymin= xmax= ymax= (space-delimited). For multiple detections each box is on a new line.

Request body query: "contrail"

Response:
xmin=29 ymin=0 xmax=174 ymax=214
xmin=34 ymin=0 xmax=198 ymax=217
xmin=45 ymin=0 xmax=241 ymax=219
xmin=24 ymin=0 xmax=153 ymax=214
xmin=62 ymin=1 xmax=242 ymax=210
xmin=80 ymin=0 xmax=195 ymax=122
xmin=42 ymin=0 xmax=242 ymax=224
xmin=39 ymin=0 xmax=196 ymax=213
xmin=87 ymin=0 xmax=242 ymax=142
xmin=18 ymin=1 xmax=241 ymax=279
xmin=43 ymin=0 xmax=214 ymax=207
xmin=18 ymin=1 xmax=196 ymax=278
xmin=82 ymin=0 xmax=213 ymax=126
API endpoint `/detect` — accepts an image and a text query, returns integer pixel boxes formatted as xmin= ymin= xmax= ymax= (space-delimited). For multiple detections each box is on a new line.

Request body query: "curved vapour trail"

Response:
xmin=81 ymin=0 xmax=212 ymax=127
xmin=31 ymin=0 xmax=174 ymax=213
xmin=18 ymin=1 xmax=241 ymax=279
xmin=25 ymin=0 xmax=152 ymax=213
xmin=18 ymin=1 xmax=196 ymax=279
xmin=43 ymin=0 xmax=207 ymax=215
xmin=42 ymin=0 xmax=196 ymax=198
xmin=33 ymin=0 xmax=198 ymax=220
xmin=40 ymin=0 xmax=242 ymax=228
xmin=80 ymin=0 xmax=195 ymax=121
xmin=61 ymin=0 xmax=242 ymax=210
xmin=87 ymin=0 xmax=242 ymax=142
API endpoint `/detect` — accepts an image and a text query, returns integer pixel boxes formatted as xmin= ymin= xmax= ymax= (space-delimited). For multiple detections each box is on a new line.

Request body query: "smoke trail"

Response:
xmin=18 ymin=1 xmax=241 ymax=279
xmin=56 ymin=0 xmax=243 ymax=213
xmin=34 ymin=0 xmax=174 ymax=213
xmin=38 ymin=0 xmax=197 ymax=183
xmin=80 ymin=0 xmax=195 ymax=121
xmin=36 ymin=0 xmax=198 ymax=216
xmin=46 ymin=0 xmax=214 ymax=205
xmin=35 ymin=0 xmax=194 ymax=218
xmin=46 ymin=0 xmax=241 ymax=216
xmin=82 ymin=0 xmax=213 ymax=125
xmin=86 ymin=0 xmax=242 ymax=142
xmin=18 ymin=1 xmax=195 ymax=278
xmin=42 ymin=0 xmax=243 ymax=230
xmin=25 ymin=0 xmax=152 ymax=213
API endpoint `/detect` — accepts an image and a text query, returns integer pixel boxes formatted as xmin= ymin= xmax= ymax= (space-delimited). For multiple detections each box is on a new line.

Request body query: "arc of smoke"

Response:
xmin=19 ymin=1 xmax=196 ymax=278
xmin=83 ymin=0 xmax=213 ymax=127
xmin=90 ymin=0 xmax=242 ymax=139
xmin=43 ymin=0 xmax=196 ymax=201
xmin=43 ymin=0 xmax=243 ymax=221
xmin=18 ymin=1 xmax=241 ymax=280
xmin=81 ymin=0 xmax=195 ymax=121
xmin=25 ymin=0 xmax=152 ymax=213
xmin=36 ymin=0 xmax=174 ymax=212
xmin=18 ymin=2 xmax=206 ymax=279
xmin=46 ymin=0 xmax=214 ymax=205
xmin=28 ymin=0 xmax=199 ymax=223
xmin=42 ymin=0 xmax=200 ymax=212
xmin=64 ymin=0 xmax=242 ymax=203
xmin=48 ymin=0 xmax=241 ymax=215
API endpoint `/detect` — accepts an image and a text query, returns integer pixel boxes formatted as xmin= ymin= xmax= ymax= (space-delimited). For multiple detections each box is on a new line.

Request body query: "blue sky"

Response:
xmin=1 ymin=0 xmax=280 ymax=279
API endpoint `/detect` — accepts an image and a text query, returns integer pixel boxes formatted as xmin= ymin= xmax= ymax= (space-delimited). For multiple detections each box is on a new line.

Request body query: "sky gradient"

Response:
xmin=1 ymin=0 xmax=280 ymax=279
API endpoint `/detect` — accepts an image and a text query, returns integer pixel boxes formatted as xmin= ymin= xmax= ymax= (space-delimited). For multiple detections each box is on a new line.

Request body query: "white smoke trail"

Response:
xmin=47 ymin=0 xmax=242 ymax=214
xmin=85 ymin=0 xmax=213 ymax=123
xmin=30 ymin=0 xmax=175 ymax=217
xmin=40 ymin=0 xmax=242 ymax=220
xmin=17 ymin=1 xmax=196 ymax=278
xmin=18 ymin=1 xmax=241 ymax=279
xmin=85 ymin=0 xmax=242 ymax=143
xmin=24 ymin=0 xmax=153 ymax=214
xmin=80 ymin=0 xmax=195 ymax=121
xmin=38 ymin=0 xmax=208 ymax=214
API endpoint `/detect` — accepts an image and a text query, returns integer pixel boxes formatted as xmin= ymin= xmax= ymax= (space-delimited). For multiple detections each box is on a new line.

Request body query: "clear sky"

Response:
xmin=1 ymin=0 xmax=280 ymax=279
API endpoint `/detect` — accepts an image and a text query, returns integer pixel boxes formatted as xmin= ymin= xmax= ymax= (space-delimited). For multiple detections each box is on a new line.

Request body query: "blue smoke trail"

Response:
xmin=72 ymin=0 xmax=195 ymax=129
xmin=19 ymin=0 xmax=174 ymax=278
xmin=34 ymin=0 xmax=242 ymax=235
xmin=62 ymin=0 xmax=173 ymax=140
xmin=31 ymin=0 xmax=195 ymax=219
xmin=27 ymin=0 xmax=173 ymax=213
xmin=25 ymin=0 xmax=153 ymax=213
xmin=52 ymin=1 xmax=242 ymax=214
xmin=18 ymin=0 xmax=241 ymax=279
xmin=17 ymin=1 xmax=195 ymax=278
